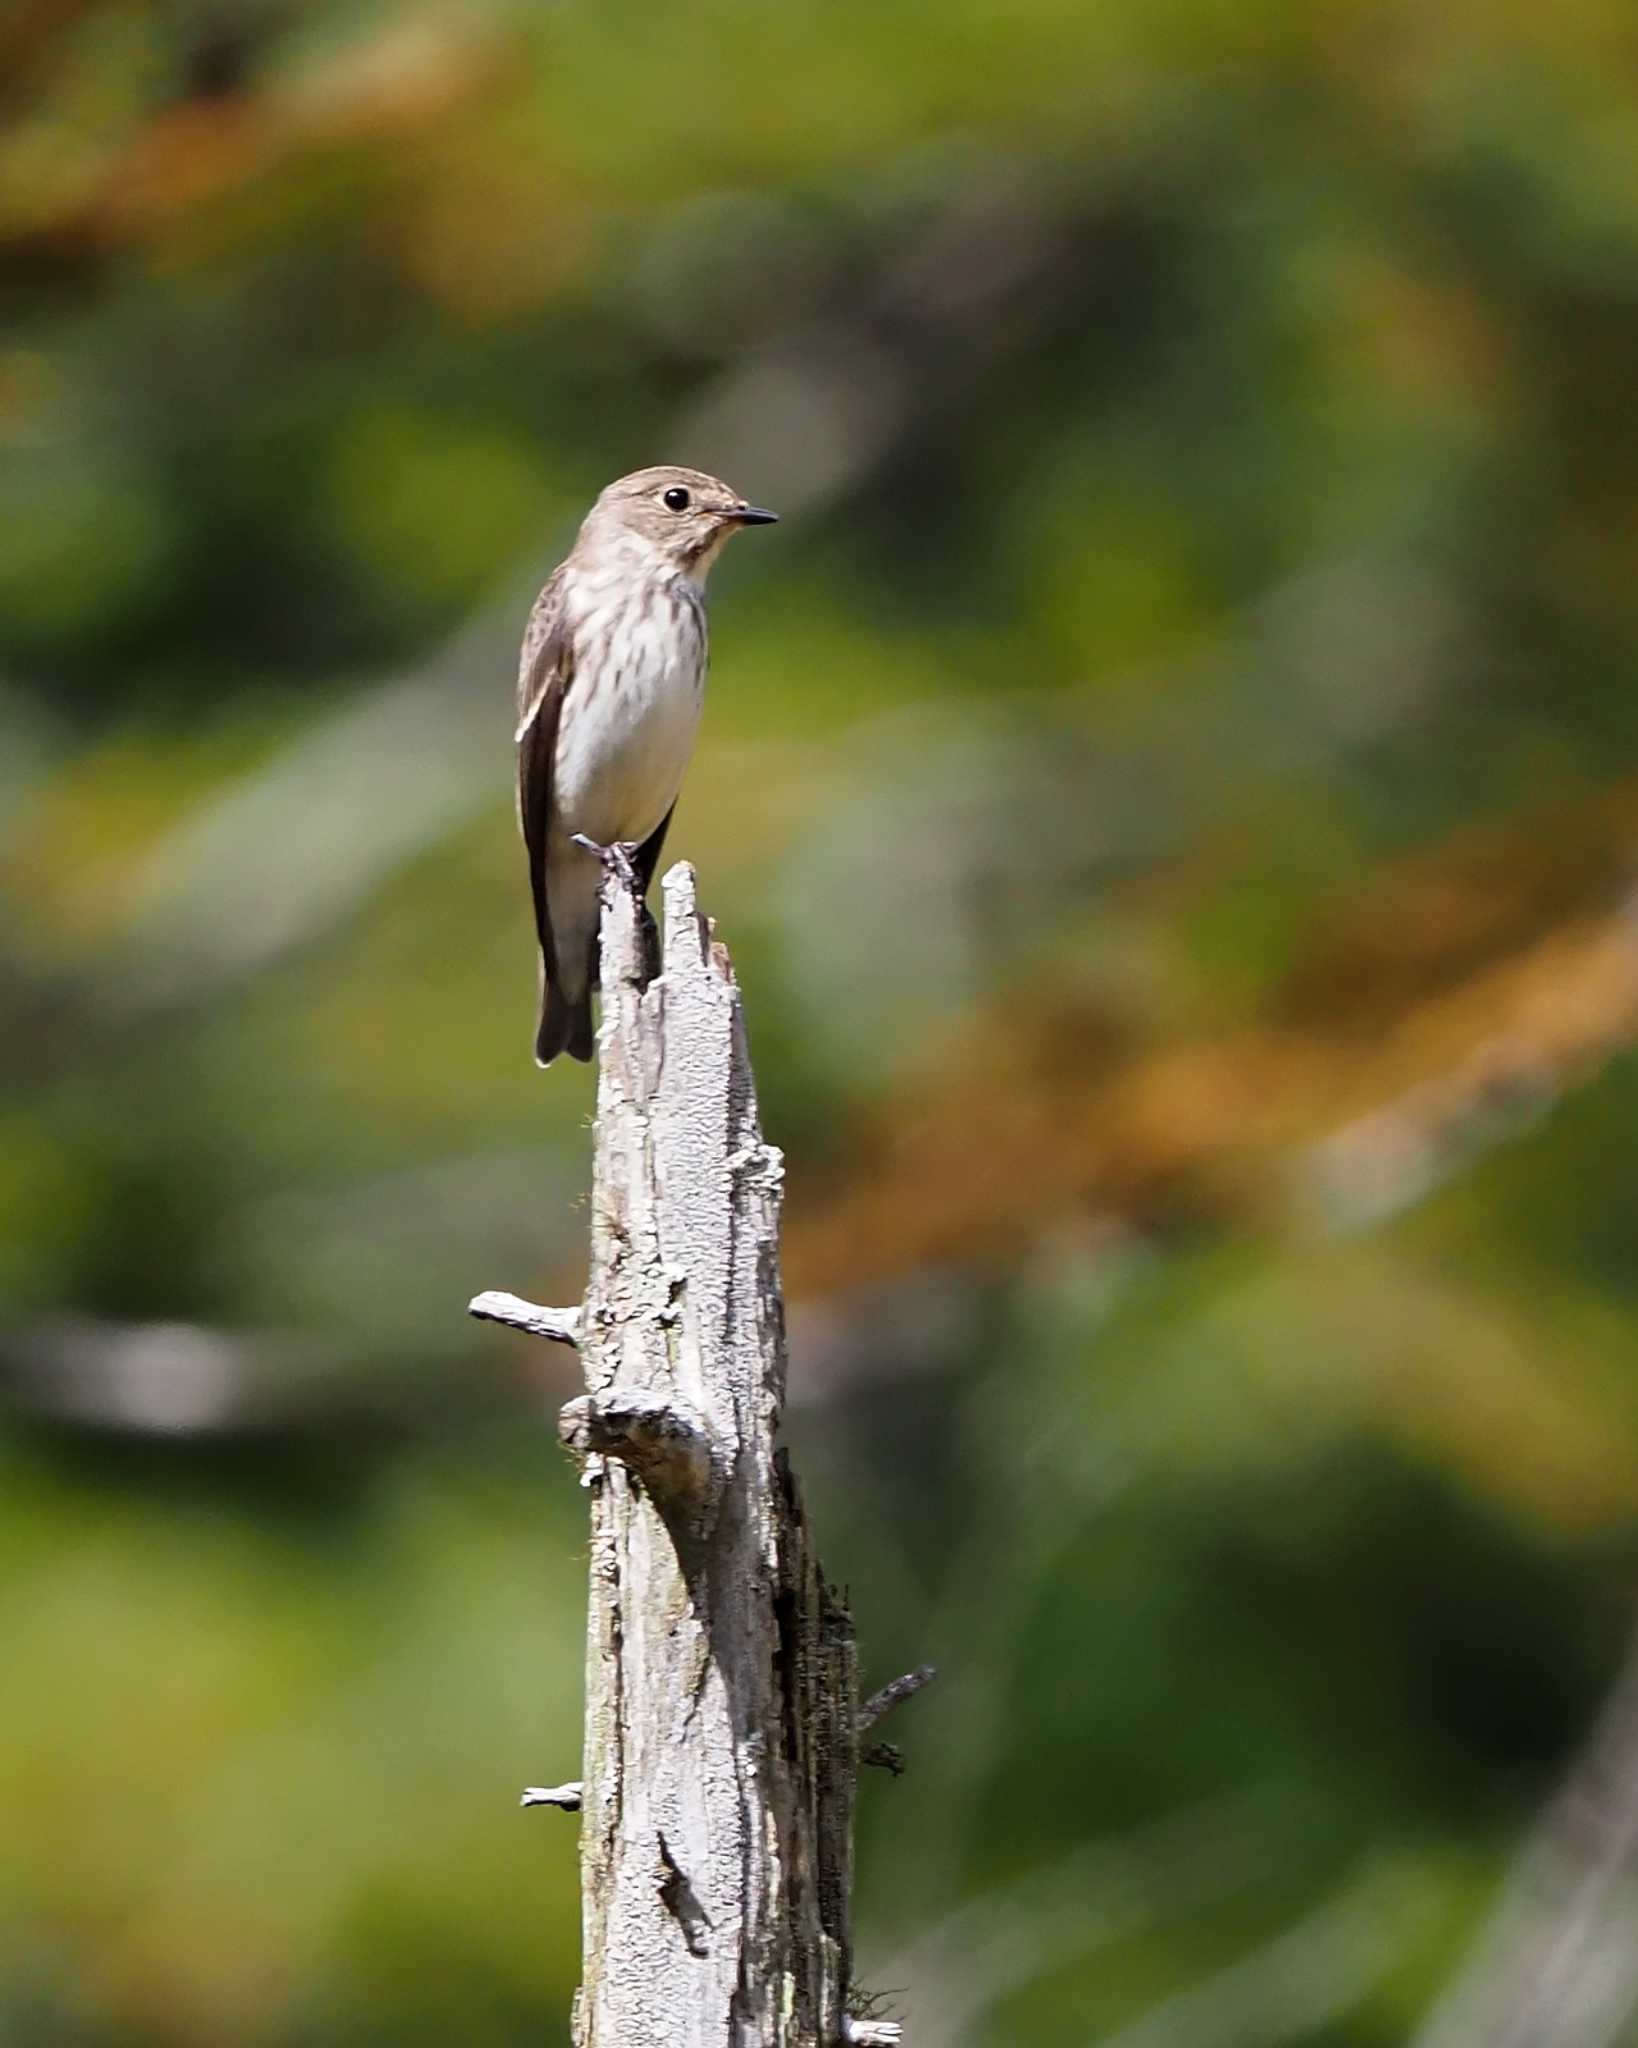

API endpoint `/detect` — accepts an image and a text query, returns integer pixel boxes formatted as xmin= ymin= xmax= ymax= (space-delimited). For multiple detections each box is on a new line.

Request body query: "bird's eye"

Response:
xmin=662 ymin=486 xmax=691 ymax=511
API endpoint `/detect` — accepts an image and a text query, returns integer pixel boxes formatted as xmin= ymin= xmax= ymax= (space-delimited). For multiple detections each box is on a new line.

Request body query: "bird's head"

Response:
xmin=584 ymin=466 xmax=778 ymax=581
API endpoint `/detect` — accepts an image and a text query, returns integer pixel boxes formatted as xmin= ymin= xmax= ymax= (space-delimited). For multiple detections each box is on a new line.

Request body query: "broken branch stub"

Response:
xmin=568 ymin=861 xmax=858 ymax=2048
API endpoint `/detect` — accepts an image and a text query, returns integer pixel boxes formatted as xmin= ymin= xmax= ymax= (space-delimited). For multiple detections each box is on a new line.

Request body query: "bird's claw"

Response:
xmin=571 ymin=832 xmax=641 ymax=895
xmin=571 ymin=832 xmax=657 ymax=976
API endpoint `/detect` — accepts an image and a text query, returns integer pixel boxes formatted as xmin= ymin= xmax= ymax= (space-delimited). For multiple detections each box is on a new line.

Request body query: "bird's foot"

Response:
xmin=570 ymin=832 xmax=642 ymax=896
xmin=571 ymin=832 xmax=658 ymax=977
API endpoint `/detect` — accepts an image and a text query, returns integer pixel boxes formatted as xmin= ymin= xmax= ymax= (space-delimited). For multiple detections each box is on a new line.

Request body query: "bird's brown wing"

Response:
xmin=514 ymin=566 xmax=574 ymax=986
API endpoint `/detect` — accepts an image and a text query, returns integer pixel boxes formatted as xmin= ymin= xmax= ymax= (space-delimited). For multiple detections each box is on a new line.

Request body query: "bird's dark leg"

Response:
xmin=571 ymin=833 xmax=660 ymax=980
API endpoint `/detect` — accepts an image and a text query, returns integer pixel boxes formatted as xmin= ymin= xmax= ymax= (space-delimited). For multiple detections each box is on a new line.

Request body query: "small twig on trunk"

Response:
xmin=860 ymin=1665 xmax=937 ymax=1734
xmin=467 ymin=1291 xmax=581 ymax=1346
xmin=521 ymin=1782 xmax=583 ymax=1812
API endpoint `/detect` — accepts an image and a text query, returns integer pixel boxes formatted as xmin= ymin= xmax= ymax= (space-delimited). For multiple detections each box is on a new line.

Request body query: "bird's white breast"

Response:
xmin=553 ymin=560 xmax=708 ymax=847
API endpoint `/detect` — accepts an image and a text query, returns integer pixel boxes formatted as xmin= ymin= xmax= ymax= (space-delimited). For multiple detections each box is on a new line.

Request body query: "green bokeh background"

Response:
xmin=4 ymin=2 xmax=1638 ymax=2041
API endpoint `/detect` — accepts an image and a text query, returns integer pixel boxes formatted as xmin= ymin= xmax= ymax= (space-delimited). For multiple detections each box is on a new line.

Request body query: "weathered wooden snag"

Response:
xmin=472 ymin=863 xmax=914 ymax=2047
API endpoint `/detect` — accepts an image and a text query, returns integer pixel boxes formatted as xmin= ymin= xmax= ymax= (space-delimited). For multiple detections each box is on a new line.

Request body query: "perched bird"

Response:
xmin=514 ymin=465 xmax=777 ymax=1064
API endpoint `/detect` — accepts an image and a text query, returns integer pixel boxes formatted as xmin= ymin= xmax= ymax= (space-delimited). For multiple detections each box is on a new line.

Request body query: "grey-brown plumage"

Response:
xmin=515 ymin=465 xmax=777 ymax=1065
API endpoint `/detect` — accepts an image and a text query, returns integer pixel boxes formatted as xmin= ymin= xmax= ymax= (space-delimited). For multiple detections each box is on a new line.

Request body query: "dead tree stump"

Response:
xmin=472 ymin=863 xmax=913 ymax=2047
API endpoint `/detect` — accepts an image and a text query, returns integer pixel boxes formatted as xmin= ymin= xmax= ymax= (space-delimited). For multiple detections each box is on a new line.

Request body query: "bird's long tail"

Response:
xmin=536 ymin=981 xmax=594 ymax=1066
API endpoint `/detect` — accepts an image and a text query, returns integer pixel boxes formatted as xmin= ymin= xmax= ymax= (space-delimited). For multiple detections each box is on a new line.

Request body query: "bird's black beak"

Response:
xmin=731 ymin=503 xmax=779 ymax=525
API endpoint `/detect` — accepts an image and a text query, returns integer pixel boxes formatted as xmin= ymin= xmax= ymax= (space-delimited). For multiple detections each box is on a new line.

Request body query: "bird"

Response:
xmin=514 ymin=465 xmax=778 ymax=1065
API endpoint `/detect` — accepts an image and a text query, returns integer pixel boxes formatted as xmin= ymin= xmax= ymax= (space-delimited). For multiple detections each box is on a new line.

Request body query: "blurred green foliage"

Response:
xmin=3 ymin=0 xmax=1638 ymax=2041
